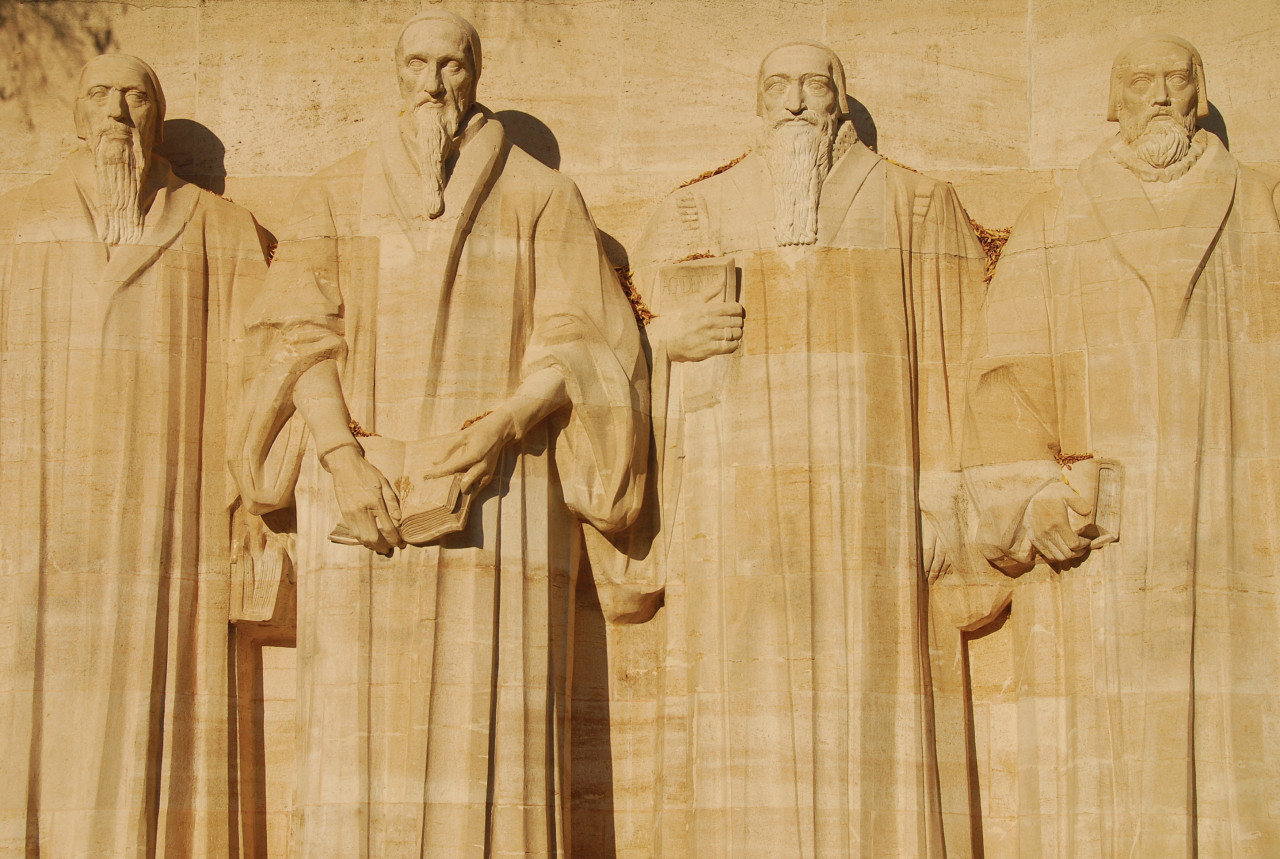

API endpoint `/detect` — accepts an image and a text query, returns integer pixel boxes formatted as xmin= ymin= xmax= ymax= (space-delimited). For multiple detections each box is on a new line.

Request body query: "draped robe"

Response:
xmin=964 ymin=131 xmax=1280 ymax=857
xmin=632 ymin=140 xmax=986 ymax=857
xmin=0 ymin=152 xmax=267 ymax=857
xmin=232 ymin=110 xmax=646 ymax=858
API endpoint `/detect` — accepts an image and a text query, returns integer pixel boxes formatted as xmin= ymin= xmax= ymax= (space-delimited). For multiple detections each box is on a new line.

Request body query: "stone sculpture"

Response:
xmin=0 ymin=54 xmax=268 ymax=856
xmin=631 ymin=40 xmax=986 ymax=857
xmin=230 ymin=11 xmax=647 ymax=857
xmin=964 ymin=34 xmax=1280 ymax=856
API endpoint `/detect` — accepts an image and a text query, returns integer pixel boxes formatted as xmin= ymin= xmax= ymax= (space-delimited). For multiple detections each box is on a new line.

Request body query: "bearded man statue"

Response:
xmin=231 ymin=11 xmax=647 ymax=858
xmin=963 ymin=34 xmax=1280 ymax=857
xmin=0 ymin=53 xmax=269 ymax=856
xmin=620 ymin=40 xmax=987 ymax=858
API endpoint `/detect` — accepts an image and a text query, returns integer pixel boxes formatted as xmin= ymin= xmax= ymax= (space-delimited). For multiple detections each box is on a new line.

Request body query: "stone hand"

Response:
xmin=651 ymin=301 xmax=745 ymax=362
xmin=323 ymin=444 xmax=404 ymax=554
xmin=422 ymin=412 xmax=518 ymax=494
xmin=1026 ymin=481 xmax=1094 ymax=563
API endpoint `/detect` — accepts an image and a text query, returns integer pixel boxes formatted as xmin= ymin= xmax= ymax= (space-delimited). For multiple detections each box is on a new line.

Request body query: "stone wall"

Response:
xmin=4 ymin=2 xmax=1279 ymax=857
xmin=6 ymin=0 xmax=1278 ymax=245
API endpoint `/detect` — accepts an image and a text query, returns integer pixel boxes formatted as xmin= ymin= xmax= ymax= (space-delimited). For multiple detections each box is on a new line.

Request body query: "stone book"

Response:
xmin=328 ymin=436 xmax=475 ymax=546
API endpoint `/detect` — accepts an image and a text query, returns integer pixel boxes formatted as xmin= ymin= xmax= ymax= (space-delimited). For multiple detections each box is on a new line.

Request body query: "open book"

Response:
xmin=329 ymin=436 xmax=476 ymax=547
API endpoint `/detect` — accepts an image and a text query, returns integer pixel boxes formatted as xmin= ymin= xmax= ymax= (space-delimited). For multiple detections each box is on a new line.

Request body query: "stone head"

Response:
xmin=395 ymin=11 xmax=481 ymax=120
xmin=74 ymin=54 xmax=165 ymax=157
xmin=1108 ymin=35 xmax=1207 ymax=142
xmin=756 ymin=41 xmax=849 ymax=128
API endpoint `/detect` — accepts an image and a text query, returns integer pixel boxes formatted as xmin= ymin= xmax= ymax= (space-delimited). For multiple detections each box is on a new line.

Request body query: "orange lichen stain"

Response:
xmin=615 ymin=266 xmax=655 ymax=327
xmin=1055 ymin=451 xmax=1094 ymax=469
xmin=677 ymin=152 xmax=749 ymax=189
xmin=971 ymin=218 xmax=1012 ymax=283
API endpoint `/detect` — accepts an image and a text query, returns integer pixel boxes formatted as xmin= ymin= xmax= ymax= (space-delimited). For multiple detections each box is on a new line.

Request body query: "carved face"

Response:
xmin=758 ymin=44 xmax=841 ymax=127
xmin=74 ymin=56 xmax=159 ymax=156
xmin=1114 ymin=41 xmax=1199 ymax=143
xmin=396 ymin=20 xmax=476 ymax=118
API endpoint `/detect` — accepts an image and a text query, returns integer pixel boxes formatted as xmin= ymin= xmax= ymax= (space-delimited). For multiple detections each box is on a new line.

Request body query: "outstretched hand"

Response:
xmin=1026 ymin=481 xmax=1094 ymax=563
xmin=323 ymin=444 xmax=404 ymax=555
xmin=649 ymin=301 xmax=745 ymax=362
xmin=421 ymin=412 xmax=518 ymax=494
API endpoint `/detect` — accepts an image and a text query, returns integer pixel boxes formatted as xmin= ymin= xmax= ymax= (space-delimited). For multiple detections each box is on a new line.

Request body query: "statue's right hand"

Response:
xmin=650 ymin=301 xmax=745 ymax=362
xmin=322 ymin=445 xmax=404 ymax=555
xmin=1025 ymin=481 xmax=1093 ymax=564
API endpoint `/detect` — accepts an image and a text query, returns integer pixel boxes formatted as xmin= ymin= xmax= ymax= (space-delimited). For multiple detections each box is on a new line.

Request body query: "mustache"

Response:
xmin=772 ymin=110 xmax=827 ymax=128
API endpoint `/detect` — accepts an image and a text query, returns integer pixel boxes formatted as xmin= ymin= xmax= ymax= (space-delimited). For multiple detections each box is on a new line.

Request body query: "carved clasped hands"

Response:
xmin=650 ymin=301 xmax=745 ymax=362
xmin=1024 ymin=480 xmax=1095 ymax=564
xmin=322 ymin=444 xmax=405 ymax=554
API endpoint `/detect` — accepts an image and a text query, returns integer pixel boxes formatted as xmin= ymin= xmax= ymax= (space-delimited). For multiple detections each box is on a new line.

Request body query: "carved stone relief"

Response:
xmin=0 ymin=53 xmax=268 ymax=856
xmin=3 ymin=4 xmax=1280 ymax=858
xmin=959 ymin=34 xmax=1280 ymax=858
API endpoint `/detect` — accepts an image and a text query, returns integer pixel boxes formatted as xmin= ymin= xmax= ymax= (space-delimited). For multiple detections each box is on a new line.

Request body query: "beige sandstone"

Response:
xmin=0 ymin=53 xmax=268 ymax=855
xmin=962 ymin=35 xmax=1280 ymax=858
xmin=3 ymin=3 xmax=1280 ymax=858
xmin=230 ymin=11 xmax=646 ymax=857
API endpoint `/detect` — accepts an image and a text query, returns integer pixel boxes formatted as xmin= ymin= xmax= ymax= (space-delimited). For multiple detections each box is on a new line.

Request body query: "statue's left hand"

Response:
xmin=423 ymin=412 xmax=518 ymax=493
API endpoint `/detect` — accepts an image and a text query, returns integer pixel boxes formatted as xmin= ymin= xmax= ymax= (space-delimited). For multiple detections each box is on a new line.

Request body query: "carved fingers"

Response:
xmin=422 ymin=419 xmax=509 ymax=494
xmin=1026 ymin=481 xmax=1093 ymax=564
xmin=326 ymin=445 xmax=404 ymax=554
xmin=656 ymin=301 xmax=745 ymax=362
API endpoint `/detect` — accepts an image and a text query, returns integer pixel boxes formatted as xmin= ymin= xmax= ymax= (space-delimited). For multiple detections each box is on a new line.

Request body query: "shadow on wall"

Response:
xmin=159 ymin=119 xmax=228 ymax=196
xmin=847 ymin=95 xmax=878 ymax=153
xmin=497 ymin=109 xmax=562 ymax=171
xmin=495 ymin=108 xmax=636 ymax=273
xmin=1204 ymin=102 xmax=1229 ymax=150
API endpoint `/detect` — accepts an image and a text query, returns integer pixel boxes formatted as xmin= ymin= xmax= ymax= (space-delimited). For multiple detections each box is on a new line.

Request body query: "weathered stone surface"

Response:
xmin=3 ymin=4 xmax=1280 ymax=857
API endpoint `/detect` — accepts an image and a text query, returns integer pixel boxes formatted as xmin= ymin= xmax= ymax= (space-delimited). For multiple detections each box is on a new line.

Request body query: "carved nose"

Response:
xmin=106 ymin=90 xmax=129 ymax=120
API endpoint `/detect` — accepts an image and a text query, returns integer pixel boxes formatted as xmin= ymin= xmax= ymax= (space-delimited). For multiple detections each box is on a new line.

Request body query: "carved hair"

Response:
xmin=74 ymin=54 xmax=166 ymax=145
xmin=395 ymin=10 xmax=483 ymax=83
xmin=1107 ymin=34 xmax=1208 ymax=122
xmin=756 ymin=40 xmax=850 ymax=120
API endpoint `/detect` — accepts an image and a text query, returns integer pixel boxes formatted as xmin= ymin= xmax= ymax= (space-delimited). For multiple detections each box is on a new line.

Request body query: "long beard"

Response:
xmin=1118 ymin=109 xmax=1195 ymax=171
xmin=94 ymin=131 xmax=147 ymax=246
xmin=411 ymin=102 xmax=463 ymax=219
xmin=760 ymin=113 xmax=837 ymax=246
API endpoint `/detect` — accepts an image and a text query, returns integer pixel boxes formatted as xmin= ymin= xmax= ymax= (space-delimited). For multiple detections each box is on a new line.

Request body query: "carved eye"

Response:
xmin=88 ymin=86 xmax=109 ymax=101
xmin=443 ymin=60 xmax=461 ymax=74
xmin=407 ymin=58 xmax=426 ymax=71
xmin=765 ymin=79 xmax=787 ymax=95
xmin=126 ymin=90 xmax=149 ymax=106
xmin=1128 ymin=74 xmax=1152 ymax=90
xmin=1167 ymin=72 xmax=1189 ymax=87
xmin=805 ymin=78 xmax=832 ymax=93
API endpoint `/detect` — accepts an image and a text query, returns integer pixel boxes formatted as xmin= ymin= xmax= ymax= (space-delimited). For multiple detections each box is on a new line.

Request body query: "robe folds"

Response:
xmin=964 ymin=131 xmax=1280 ymax=857
xmin=0 ymin=152 xmax=268 ymax=857
xmin=233 ymin=109 xmax=646 ymax=858
xmin=632 ymin=141 xmax=986 ymax=857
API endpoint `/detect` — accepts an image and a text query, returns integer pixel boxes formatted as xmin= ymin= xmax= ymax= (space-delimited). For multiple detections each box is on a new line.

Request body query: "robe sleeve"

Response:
xmin=524 ymin=177 xmax=648 ymax=532
xmin=229 ymin=175 xmax=348 ymax=515
xmin=962 ymin=190 xmax=1070 ymax=572
xmin=907 ymin=176 xmax=990 ymax=573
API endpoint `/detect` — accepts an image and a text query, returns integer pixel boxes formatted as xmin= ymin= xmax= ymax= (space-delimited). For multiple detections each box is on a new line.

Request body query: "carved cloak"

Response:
xmin=964 ymin=131 xmax=1280 ymax=857
xmin=233 ymin=110 xmax=646 ymax=858
xmin=0 ymin=152 xmax=267 ymax=856
xmin=629 ymin=141 xmax=986 ymax=857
